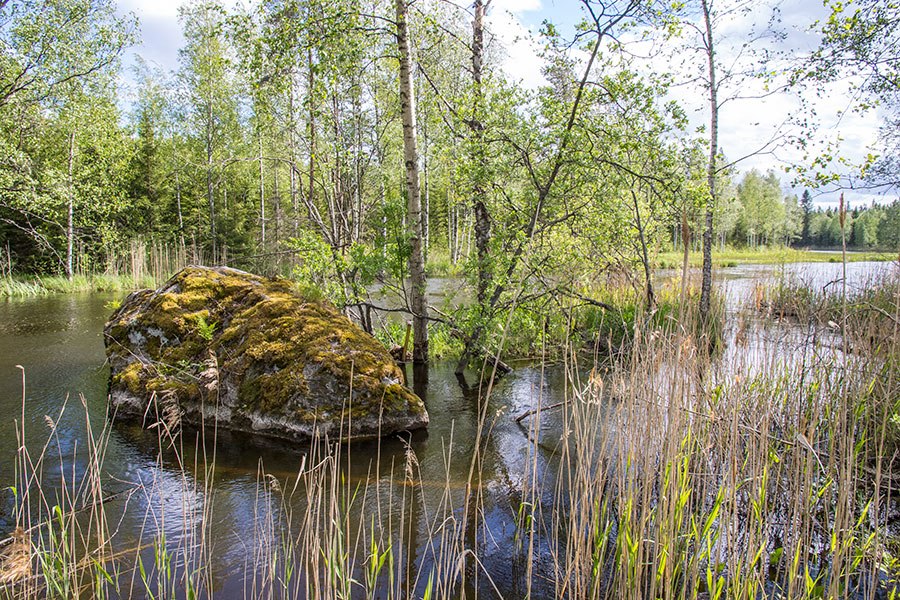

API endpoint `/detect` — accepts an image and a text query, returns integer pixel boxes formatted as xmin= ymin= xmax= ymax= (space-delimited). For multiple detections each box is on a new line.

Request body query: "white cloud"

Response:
xmin=651 ymin=0 xmax=885 ymax=206
xmin=119 ymin=0 xmax=183 ymax=19
xmin=486 ymin=4 xmax=547 ymax=89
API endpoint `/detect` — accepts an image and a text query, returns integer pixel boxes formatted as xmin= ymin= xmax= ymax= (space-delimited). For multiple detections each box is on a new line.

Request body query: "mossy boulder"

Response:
xmin=104 ymin=266 xmax=428 ymax=442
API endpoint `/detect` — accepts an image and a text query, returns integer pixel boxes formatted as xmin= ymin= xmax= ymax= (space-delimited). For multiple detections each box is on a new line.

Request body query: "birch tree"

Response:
xmin=0 ymin=0 xmax=134 ymax=276
xmin=396 ymin=0 xmax=428 ymax=363
xmin=454 ymin=0 xmax=649 ymax=373
xmin=178 ymin=1 xmax=240 ymax=263
xmin=678 ymin=0 xmax=785 ymax=320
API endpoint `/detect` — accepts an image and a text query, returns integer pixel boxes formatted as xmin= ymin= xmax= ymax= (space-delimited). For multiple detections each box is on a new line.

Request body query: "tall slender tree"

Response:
xmin=679 ymin=0 xmax=784 ymax=320
xmin=698 ymin=0 xmax=717 ymax=319
xmin=395 ymin=0 xmax=428 ymax=363
xmin=179 ymin=1 xmax=238 ymax=263
xmin=0 ymin=0 xmax=134 ymax=276
xmin=454 ymin=0 xmax=646 ymax=373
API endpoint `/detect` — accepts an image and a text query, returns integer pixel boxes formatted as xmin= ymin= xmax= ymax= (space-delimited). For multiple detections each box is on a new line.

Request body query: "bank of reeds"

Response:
xmin=655 ymin=246 xmax=895 ymax=268
xmin=2 ymin=270 xmax=899 ymax=599
xmin=754 ymin=267 xmax=900 ymax=352
xmin=531 ymin=306 xmax=900 ymax=598
xmin=0 ymin=273 xmax=165 ymax=298
xmin=0 ymin=240 xmax=192 ymax=298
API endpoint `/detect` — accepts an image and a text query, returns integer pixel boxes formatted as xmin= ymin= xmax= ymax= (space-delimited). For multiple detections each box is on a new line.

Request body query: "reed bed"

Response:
xmin=654 ymin=247 xmax=896 ymax=268
xmin=1 ymin=268 xmax=899 ymax=599
xmin=0 ymin=240 xmax=192 ymax=298
xmin=534 ymin=308 xmax=900 ymax=599
xmin=754 ymin=267 xmax=900 ymax=351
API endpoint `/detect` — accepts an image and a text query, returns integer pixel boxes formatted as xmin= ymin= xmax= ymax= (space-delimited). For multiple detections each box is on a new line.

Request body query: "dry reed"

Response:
xmin=1 ymin=267 xmax=899 ymax=599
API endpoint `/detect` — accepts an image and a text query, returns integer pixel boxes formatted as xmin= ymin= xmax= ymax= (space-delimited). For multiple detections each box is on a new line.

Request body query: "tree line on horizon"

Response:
xmin=699 ymin=170 xmax=900 ymax=252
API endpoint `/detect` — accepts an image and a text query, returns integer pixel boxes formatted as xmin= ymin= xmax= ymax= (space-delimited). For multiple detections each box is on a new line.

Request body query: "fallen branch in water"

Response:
xmin=515 ymin=400 xmax=570 ymax=424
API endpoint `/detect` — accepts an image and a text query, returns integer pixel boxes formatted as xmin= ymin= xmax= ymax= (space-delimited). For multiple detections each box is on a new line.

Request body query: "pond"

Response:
xmin=0 ymin=260 xmax=895 ymax=598
xmin=0 ymin=291 xmax=577 ymax=598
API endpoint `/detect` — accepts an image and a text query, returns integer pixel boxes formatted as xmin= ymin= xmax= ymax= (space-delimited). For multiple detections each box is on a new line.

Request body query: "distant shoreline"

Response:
xmin=653 ymin=247 xmax=896 ymax=268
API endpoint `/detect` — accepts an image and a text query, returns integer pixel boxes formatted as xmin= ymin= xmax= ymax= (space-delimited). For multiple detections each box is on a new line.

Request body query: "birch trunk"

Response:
xmin=308 ymin=47 xmax=317 ymax=237
xmin=289 ymin=84 xmax=299 ymax=238
xmin=354 ymin=86 xmax=363 ymax=244
xmin=471 ymin=0 xmax=491 ymax=306
xmin=422 ymin=114 xmax=430 ymax=258
xmin=448 ymin=186 xmax=455 ymax=263
xmin=259 ymin=130 xmax=266 ymax=249
xmin=273 ymin=160 xmax=281 ymax=253
xmin=206 ymin=112 xmax=215 ymax=263
xmin=454 ymin=0 xmax=494 ymax=374
xmin=632 ymin=188 xmax=654 ymax=309
xmin=173 ymin=142 xmax=185 ymax=250
xmin=66 ymin=130 xmax=75 ymax=280
xmin=395 ymin=0 xmax=428 ymax=363
xmin=699 ymin=0 xmax=717 ymax=320
xmin=454 ymin=6 xmax=607 ymax=374
xmin=331 ymin=95 xmax=340 ymax=246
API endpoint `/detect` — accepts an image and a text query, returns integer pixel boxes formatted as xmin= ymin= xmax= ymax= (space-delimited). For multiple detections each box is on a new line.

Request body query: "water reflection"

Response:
xmin=0 ymin=261 xmax=895 ymax=597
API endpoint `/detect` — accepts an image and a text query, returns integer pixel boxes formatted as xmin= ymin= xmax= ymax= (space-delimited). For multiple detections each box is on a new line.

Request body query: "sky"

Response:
xmin=115 ymin=0 xmax=887 ymax=210
xmin=484 ymin=0 xmax=886 ymax=209
xmin=117 ymin=0 xmax=185 ymax=69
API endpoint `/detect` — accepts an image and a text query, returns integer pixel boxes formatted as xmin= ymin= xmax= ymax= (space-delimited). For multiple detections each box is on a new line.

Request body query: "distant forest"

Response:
xmin=1 ymin=0 xmax=898 ymax=288
xmin=703 ymin=170 xmax=900 ymax=251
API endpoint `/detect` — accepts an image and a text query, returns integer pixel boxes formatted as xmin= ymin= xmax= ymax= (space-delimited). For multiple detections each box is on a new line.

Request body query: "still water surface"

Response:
xmin=0 ymin=261 xmax=894 ymax=597
xmin=0 ymin=292 xmax=575 ymax=597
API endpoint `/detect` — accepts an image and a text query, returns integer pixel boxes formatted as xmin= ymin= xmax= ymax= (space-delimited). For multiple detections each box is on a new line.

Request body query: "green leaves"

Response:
xmin=0 ymin=0 xmax=137 ymax=273
xmin=288 ymin=232 xmax=387 ymax=308
xmin=0 ymin=0 xmax=136 ymax=108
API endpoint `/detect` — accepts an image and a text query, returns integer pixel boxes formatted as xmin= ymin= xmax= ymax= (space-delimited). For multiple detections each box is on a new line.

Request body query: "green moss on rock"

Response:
xmin=104 ymin=266 xmax=428 ymax=442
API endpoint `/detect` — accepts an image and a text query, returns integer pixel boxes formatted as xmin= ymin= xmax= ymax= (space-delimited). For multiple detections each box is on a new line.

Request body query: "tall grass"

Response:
xmin=0 ymin=240 xmax=191 ymax=298
xmin=1 ymin=392 xmax=121 ymax=599
xmin=534 ymin=309 xmax=899 ymax=598
xmin=754 ymin=268 xmax=900 ymax=352
xmin=2 ymin=267 xmax=899 ymax=598
xmin=0 ymin=274 xmax=165 ymax=298
xmin=655 ymin=246 xmax=895 ymax=268
xmin=424 ymin=247 xmax=461 ymax=278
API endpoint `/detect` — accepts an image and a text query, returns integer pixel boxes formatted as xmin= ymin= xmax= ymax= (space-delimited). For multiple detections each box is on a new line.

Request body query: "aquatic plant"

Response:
xmin=2 ymin=263 xmax=899 ymax=599
xmin=754 ymin=267 xmax=900 ymax=354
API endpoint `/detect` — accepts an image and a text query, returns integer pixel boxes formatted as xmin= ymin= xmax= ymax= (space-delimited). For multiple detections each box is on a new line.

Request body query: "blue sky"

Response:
xmin=117 ymin=0 xmax=185 ymax=73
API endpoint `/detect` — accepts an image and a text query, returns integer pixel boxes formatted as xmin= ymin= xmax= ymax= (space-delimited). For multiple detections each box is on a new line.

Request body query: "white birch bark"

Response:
xmin=395 ymin=0 xmax=428 ymax=363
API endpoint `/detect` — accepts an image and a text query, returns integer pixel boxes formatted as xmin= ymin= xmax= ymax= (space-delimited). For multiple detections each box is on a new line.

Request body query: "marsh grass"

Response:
xmin=2 ymin=268 xmax=900 ymax=599
xmin=0 ymin=274 xmax=164 ymax=298
xmin=539 ymin=322 xmax=899 ymax=599
xmin=754 ymin=267 xmax=900 ymax=349
xmin=376 ymin=321 xmax=463 ymax=360
xmin=655 ymin=247 xmax=895 ymax=268
xmin=0 ymin=240 xmax=192 ymax=298
xmin=424 ymin=248 xmax=461 ymax=278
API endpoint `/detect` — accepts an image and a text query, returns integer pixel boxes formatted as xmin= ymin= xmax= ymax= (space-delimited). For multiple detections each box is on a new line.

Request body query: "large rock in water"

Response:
xmin=104 ymin=266 xmax=428 ymax=442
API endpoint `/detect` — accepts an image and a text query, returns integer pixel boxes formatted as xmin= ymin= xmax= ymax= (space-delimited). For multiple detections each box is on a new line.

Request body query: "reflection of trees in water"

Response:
xmin=450 ymin=367 xmax=547 ymax=598
xmin=7 ymin=337 xmax=572 ymax=599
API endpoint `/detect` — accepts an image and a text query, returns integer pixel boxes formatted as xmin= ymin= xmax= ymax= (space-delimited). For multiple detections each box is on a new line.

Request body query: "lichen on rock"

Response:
xmin=104 ymin=266 xmax=428 ymax=442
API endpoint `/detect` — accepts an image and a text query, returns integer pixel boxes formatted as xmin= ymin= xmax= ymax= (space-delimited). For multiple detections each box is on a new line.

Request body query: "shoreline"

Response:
xmin=2 ymin=248 xmax=895 ymax=299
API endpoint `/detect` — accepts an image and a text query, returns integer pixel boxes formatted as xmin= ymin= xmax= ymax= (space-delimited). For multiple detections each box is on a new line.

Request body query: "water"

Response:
xmin=717 ymin=260 xmax=896 ymax=307
xmin=0 ymin=261 xmax=895 ymax=597
xmin=0 ymin=290 xmax=577 ymax=598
